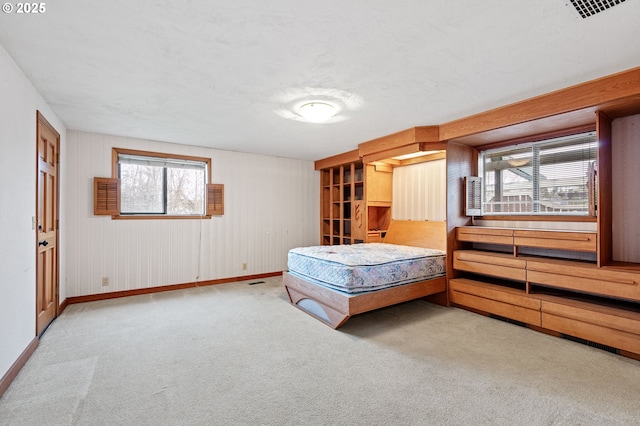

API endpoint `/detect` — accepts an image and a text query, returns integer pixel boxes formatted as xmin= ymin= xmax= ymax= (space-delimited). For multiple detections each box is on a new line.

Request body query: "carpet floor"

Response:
xmin=1 ymin=276 xmax=640 ymax=425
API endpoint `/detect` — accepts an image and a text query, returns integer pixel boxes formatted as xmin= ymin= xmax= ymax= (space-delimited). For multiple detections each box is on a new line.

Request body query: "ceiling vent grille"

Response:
xmin=568 ymin=0 xmax=626 ymax=18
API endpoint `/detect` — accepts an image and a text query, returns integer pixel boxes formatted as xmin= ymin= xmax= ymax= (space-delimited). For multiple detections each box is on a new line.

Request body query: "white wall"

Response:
xmin=0 ymin=45 xmax=67 ymax=380
xmin=392 ymin=159 xmax=446 ymax=221
xmin=65 ymin=131 xmax=319 ymax=297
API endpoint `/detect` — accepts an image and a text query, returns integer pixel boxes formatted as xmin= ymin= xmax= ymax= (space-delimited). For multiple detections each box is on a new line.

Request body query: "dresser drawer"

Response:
xmin=527 ymin=260 xmax=640 ymax=302
xmin=454 ymin=250 xmax=526 ymax=281
xmin=541 ymin=299 xmax=640 ymax=354
xmin=457 ymin=227 xmax=514 ymax=245
xmin=450 ymin=278 xmax=541 ymax=326
xmin=513 ymin=230 xmax=597 ymax=253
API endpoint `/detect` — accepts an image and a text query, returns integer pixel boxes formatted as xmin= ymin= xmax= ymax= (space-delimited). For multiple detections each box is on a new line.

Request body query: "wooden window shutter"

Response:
xmin=94 ymin=177 xmax=120 ymax=215
xmin=206 ymin=184 xmax=224 ymax=216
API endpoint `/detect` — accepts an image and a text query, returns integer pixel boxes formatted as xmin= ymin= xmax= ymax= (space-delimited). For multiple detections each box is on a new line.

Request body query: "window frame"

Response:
xmin=477 ymin=129 xmax=598 ymax=222
xmin=111 ymin=148 xmax=213 ymax=220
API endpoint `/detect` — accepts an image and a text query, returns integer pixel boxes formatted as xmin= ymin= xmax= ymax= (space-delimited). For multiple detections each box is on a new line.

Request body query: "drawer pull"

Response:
xmin=456 ymin=257 xmax=522 ymax=268
xmin=531 ymin=271 xmax=637 ymax=286
xmin=456 ymin=254 xmax=497 ymax=264
xmin=517 ymin=235 xmax=592 ymax=242
xmin=458 ymin=259 xmax=506 ymax=267
xmin=599 ymin=278 xmax=636 ymax=286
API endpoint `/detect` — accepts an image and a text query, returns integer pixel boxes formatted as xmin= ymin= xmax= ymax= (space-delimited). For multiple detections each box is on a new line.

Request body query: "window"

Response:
xmin=98 ymin=148 xmax=218 ymax=218
xmin=480 ymin=131 xmax=597 ymax=216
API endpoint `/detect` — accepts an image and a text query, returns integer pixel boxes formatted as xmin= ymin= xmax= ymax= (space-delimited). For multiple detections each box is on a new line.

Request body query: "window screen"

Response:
xmin=481 ymin=132 xmax=597 ymax=215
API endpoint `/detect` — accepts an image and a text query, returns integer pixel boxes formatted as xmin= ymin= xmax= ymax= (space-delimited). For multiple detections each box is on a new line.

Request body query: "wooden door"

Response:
xmin=36 ymin=111 xmax=60 ymax=336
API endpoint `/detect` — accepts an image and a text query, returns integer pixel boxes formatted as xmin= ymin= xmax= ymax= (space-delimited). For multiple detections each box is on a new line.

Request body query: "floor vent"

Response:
xmin=489 ymin=314 xmax=527 ymax=328
xmin=568 ymin=0 xmax=626 ymax=18
xmin=561 ymin=334 xmax=620 ymax=354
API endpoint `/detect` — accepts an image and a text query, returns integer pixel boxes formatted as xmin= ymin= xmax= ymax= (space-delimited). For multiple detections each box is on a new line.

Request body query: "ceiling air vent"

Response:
xmin=568 ymin=0 xmax=626 ymax=18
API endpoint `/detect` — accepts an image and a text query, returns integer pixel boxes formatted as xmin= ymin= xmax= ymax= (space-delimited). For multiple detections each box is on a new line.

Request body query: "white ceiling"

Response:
xmin=1 ymin=1 xmax=639 ymax=161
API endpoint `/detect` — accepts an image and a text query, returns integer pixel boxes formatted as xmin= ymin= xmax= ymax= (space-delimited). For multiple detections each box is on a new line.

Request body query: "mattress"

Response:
xmin=287 ymin=243 xmax=446 ymax=293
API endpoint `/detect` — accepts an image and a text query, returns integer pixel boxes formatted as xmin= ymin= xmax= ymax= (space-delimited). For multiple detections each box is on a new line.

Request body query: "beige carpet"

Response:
xmin=1 ymin=276 xmax=640 ymax=425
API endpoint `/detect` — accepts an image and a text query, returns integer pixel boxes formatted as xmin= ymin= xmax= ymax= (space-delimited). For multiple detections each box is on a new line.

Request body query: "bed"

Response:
xmin=283 ymin=220 xmax=447 ymax=328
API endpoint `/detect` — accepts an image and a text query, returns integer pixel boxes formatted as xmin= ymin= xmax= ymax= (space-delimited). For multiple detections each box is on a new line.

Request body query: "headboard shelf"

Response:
xmin=383 ymin=220 xmax=447 ymax=252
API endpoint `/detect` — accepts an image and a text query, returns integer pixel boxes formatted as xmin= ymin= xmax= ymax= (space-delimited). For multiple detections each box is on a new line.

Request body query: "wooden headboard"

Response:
xmin=382 ymin=220 xmax=447 ymax=251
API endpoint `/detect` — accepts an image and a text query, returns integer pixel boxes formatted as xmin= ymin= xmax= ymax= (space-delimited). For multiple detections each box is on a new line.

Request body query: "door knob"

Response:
xmin=38 ymin=240 xmax=49 ymax=247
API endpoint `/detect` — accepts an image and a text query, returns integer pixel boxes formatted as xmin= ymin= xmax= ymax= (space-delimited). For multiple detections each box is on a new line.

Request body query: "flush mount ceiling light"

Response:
xmin=298 ymin=102 xmax=336 ymax=123
xmin=274 ymin=88 xmax=363 ymax=123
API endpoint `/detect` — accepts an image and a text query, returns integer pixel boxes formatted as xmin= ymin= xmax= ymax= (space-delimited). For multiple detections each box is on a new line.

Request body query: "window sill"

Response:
xmin=112 ymin=215 xmax=214 ymax=220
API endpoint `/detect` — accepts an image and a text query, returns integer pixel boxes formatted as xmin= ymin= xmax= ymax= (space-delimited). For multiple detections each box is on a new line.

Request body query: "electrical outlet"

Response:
xmin=242 ymin=263 xmax=247 ymax=270
xmin=101 ymin=277 xmax=109 ymax=286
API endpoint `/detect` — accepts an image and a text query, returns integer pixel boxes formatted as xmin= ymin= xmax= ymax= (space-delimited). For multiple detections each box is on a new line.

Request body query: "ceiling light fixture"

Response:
xmin=298 ymin=102 xmax=336 ymax=123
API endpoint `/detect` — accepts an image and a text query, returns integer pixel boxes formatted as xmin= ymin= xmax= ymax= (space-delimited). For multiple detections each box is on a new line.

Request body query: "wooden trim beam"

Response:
xmin=314 ymin=149 xmax=360 ymax=170
xmin=440 ymin=66 xmax=640 ymax=142
xmin=363 ymin=143 xmax=422 ymax=163
xmin=473 ymin=123 xmax=596 ymax=152
xmin=358 ymin=126 xmax=439 ymax=157
xmin=314 ymin=66 xmax=640 ymax=163
xmin=362 ymin=141 xmax=447 ymax=164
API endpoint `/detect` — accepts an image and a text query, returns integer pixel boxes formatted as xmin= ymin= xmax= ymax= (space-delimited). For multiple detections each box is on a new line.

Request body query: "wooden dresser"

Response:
xmin=450 ymin=226 xmax=640 ymax=358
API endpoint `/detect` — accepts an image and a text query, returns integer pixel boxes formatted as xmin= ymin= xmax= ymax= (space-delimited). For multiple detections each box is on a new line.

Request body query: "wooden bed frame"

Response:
xmin=283 ymin=220 xmax=447 ymax=328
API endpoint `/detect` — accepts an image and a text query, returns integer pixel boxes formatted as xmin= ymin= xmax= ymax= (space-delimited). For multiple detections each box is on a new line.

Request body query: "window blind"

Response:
xmin=481 ymin=132 xmax=596 ymax=215
xmin=118 ymin=154 xmax=207 ymax=171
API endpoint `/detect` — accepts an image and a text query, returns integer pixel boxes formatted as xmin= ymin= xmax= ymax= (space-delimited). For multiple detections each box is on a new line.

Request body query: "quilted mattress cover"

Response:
xmin=287 ymin=243 xmax=446 ymax=293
